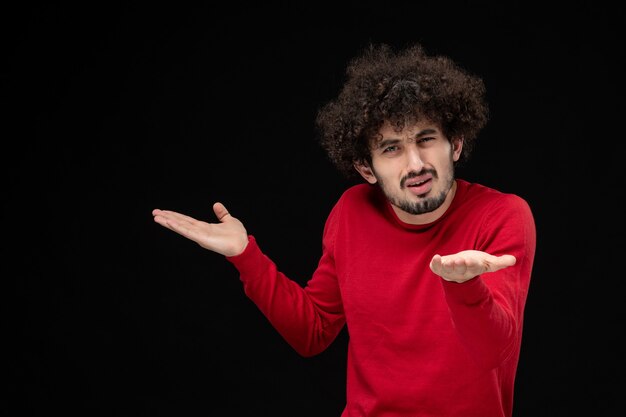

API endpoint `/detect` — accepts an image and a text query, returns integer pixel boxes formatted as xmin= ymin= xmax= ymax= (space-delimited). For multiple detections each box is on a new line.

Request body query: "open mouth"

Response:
xmin=405 ymin=177 xmax=432 ymax=195
xmin=407 ymin=179 xmax=428 ymax=187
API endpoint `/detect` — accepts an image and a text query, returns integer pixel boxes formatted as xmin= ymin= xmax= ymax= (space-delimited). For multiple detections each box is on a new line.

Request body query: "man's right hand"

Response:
xmin=152 ymin=202 xmax=249 ymax=257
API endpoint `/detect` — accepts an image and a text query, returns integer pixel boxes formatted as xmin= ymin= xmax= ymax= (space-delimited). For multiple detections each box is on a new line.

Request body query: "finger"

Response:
xmin=452 ymin=258 xmax=468 ymax=275
xmin=489 ymin=254 xmax=516 ymax=271
xmin=481 ymin=254 xmax=516 ymax=273
xmin=152 ymin=209 xmax=194 ymax=231
xmin=213 ymin=202 xmax=231 ymax=222
xmin=164 ymin=219 xmax=197 ymax=241
xmin=499 ymin=254 xmax=516 ymax=267
xmin=153 ymin=213 xmax=168 ymax=226
xmin=156 ymin=209 xmax=200 ymax=225
xmin=153 ymin=213 xmax=179 ymax=232
xmin=441 ymin=260 xmax=455 ymax=274
xmin=430 ymin=254 xmax=442 ymax=273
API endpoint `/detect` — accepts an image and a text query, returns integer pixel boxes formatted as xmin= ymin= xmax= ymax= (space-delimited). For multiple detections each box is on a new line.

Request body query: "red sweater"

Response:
xmin=227 ymin=179 xmax=536 ymax=417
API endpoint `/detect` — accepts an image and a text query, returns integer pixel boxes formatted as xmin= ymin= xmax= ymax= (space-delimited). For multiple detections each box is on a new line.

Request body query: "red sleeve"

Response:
xmin=225 ymin=202 xmax=346 ymax=357
xmin=441 ymin=194 xmax=536 ymax=370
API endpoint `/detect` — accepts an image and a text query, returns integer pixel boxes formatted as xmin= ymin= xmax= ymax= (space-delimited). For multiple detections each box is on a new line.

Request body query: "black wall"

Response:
xmin=4 ymin=2 xmax=625 ymax=416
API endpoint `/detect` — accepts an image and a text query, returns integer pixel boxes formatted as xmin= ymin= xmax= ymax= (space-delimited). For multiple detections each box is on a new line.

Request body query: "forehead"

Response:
xmin=377 ymin=119 xmax=442 ymax=139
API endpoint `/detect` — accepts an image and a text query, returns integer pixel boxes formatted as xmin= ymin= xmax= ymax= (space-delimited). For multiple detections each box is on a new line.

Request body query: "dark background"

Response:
xmin=3 ymin=2 xmax=625 ymax=416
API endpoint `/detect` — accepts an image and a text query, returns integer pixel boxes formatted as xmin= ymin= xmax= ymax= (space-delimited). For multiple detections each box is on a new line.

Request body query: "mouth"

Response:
xmin=404 ymin=176 xmax=433 ymax=196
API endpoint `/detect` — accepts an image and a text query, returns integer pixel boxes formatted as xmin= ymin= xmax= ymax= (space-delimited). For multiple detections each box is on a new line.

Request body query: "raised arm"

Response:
xmin=152 ymin=202 xmax=248 ymax=257
xmin=429 ymin=196 xmax=536 ymax=370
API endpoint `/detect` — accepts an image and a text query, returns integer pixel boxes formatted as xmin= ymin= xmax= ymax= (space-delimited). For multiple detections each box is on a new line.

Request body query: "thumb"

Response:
xmin=213 ymin=202 xmax=231 ymax=222
xmin=495 ymin=254 xmax=516 ymax=268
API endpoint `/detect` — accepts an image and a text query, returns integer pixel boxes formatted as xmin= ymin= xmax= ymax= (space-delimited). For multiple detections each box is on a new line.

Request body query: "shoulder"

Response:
xmin=333 ymin=183 xmax=381 ymax=208
xmin=324 ymin=183 xmax=382 ymax=227
xmin=458 ymin=180 xmax=534 ymax=224
xmin=321 ymin=183 xmax=374 ymax=243
xmin=456 ymin=181 xmax=536 ymax=254
xmin=340 ymin=182 xmax=374 ymax=199
xmin=458 ymin=179 xmax=532 ymax=213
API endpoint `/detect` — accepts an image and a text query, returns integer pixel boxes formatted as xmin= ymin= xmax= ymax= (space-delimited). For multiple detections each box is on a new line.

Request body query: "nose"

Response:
xmin=405 ymin=146 xmax=424 ymax=172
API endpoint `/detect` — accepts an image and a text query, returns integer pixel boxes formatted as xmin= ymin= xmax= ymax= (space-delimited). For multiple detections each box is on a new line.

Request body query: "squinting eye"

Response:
xmin=383 ymin=146 xmax=399 ymax=153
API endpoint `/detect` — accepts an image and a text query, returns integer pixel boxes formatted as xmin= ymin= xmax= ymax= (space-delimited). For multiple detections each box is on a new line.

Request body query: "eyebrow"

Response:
xmin=375 ymin=128 xmax=438 ymax=149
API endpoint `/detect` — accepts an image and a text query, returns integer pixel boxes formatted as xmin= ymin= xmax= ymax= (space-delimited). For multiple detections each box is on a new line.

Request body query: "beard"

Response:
xmin=375 ymin=167 xmax=455 ymax=215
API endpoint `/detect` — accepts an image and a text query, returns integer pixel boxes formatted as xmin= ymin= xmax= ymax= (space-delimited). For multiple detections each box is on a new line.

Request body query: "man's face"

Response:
xmin=355 ymin=119 xmax=463 ymax=224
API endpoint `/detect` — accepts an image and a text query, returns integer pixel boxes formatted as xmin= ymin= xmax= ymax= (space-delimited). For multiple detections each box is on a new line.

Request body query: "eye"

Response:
xmin=417 ymin=137 xmax=435 ymax=144
xmin=382 ymin=145 xmax=399 ymax=153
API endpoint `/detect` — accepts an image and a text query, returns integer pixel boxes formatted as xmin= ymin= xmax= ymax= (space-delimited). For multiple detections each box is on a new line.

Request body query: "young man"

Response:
xmin=152 ymin=43 xmax=536 ymax=417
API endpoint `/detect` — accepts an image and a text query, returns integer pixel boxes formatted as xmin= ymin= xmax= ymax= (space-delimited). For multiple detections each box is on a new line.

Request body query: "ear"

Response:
xmin=452 ymin=136 xmax=464 ymax=162
xmin=354 ymin=161 xmax=378 ymax=184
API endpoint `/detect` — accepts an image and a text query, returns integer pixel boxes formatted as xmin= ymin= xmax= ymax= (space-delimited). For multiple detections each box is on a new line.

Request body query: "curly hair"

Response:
xmin=315 ymin=42 xmax=489 ymax=179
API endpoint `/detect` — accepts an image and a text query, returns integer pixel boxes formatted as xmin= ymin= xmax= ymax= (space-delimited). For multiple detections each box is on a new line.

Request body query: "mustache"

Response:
xmin=401 ymin=169 xmax=437 ymax=188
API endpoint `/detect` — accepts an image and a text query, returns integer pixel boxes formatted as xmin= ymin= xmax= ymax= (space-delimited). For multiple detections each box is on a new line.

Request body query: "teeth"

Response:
xmin=410 ymin=180 xmax=425 ymax=186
